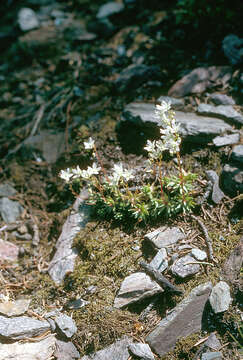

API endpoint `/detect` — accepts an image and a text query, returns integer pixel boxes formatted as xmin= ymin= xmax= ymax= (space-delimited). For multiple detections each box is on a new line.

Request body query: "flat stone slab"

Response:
xmin=146 ymin=282 xmax=212 ymax=357
xmin=213 ymin=133 xmax=240 ymax=147
xmin=120 ymin=102 xmax=232 ymax=145
xmin=128 ymin=343 xmax=155 ymax=360
xmin=201 ymin=352 xmax=222 ymax=360
xmin=0 ymin=315 xmax=50 ymax=340
xmin=114 ymin=272 xmax=163 ymax=309
xmin=209 ymin=281 xmax=232 ymax=313
xmin=171 ymin=255 xmax=201 ymax=278
xmin=197 ymin=103 xmax=243 ymax=127
xmin=0 ymin=334 xmax=56 ymax=360
xmin=144 ymin=226 xmax=185 ymax=249
xmin=0 ymin=183 xmax=17 ymax=197
xmin=0 ymin=238 xmax=19 ymax=262
xmin=48 ymin=192 xmax=90 ymax=284
xmin=54 ymin=313 xmax=77 ymax=338
xmin=209 ymin=93 xmax=235 ymax=105
xmin=81 ymin=337 xmax=133 ymax=360
xmin=191 ymin=248 xmax=207 ymax=261
xmin=0 ymin=298 xmax=31 ymax=317
xmin=205 ymin=170 xmax=225 ymax=204
xmin=221 ymin=236 xmax=243 ymax=290
xmin=150 ymin=248 xmax=168 ymax=273
xmin=55 ymin=339 xmax=80 ymax=360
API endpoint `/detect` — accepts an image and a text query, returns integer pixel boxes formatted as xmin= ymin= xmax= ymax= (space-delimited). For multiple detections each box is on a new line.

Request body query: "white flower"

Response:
xmin=72 ymin=165 xmax=83 ymax=179
xmin=81 ymin=163 xmax=101 ymax=179
xmin=109 ymin=163 xmax=134 ymax=185
xmin=144 ymin=140 xmax=156 ymax=154
xmin=84 ymin=137 xmax=95 ymax=150
xmin=123 ymin=168 xmax=134 ymax=181
xmin=59 ymin=168 xmax=73 ymax=182
xmin=156 ymin=100 xmax=171 ymax=114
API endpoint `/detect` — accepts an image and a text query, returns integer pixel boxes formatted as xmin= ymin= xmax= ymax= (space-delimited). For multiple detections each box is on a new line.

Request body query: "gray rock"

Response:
xmin=54 ymin=314 xmax=77 ymax=338
xmin=0 ymin=238 xmax=19 ymax=262
xmin=12 ymin=230 xmax=32 ymax=241
xmin=0 ymin=298 xmax=31 ymax=317
xmin=157 ymin=96 xmax=184 ymax=110
xmin=97 ymin=2 xmax=124 ymax=19
xmin=114 ymin=272 xmax=163 ymax=309
xmin=144 ymin=226 xmax=185 ymax=249
xmin=168 ymin=66 xmax=232 ymax=97
xmin=171 ymin=255 xmax=200 ymax=278
xmin=65 ymin=298 xmax=89 ymax=310
xmin=150 ymin=248 xmax=168 ymax=273
xmin=205 ymin=170 xmax=225 ymax=204
xmin=146 ymin=282 xmax=212 ymax=357
xmin=191 ymin=248 xmax=207 ymax=261
xmin=221 ymin=236 xmax=243 ymax=290
xmin=222 ymin=34 xmax=243 ymax=65
xmin=48 ymin=192 xmax=90 ymax=284
xmin=231 ymin=144 xmax=243 ymax=165
xmin=220 ymin=163 xmax=243 ymax=197
xmin=128 ymin=342 xmax=155 ymax=360
xmin=118 ymin=103 xmax=232 ymax=152
xmin=205 ymin=333 xmax=221 ymax=351
xmin=55 ymin=339 xmax=80 ymax=360
xmin=0 ymin=183 xmax=17 ymax=197
xmin=0 ymin=334 xmax=56 ymax=360
xmin=24 ymin=130 xmax=65 ymax=164
xmin=0 ymin=315 xmax=50 ymax=340
xmin=201 ymin=351 xmax=222 ymax=360
xmin=213 ymin=133 xmax=240 ymax=147
xmin=18 ymin=8 xmax=39 ymax=31
xmin=209 ymin=281 xmax=232 ymax=313
xmin=115 ymin=65 xmax=158 ymax=93
xmin=209 ymin=93 xmax=235 ymax=105
xmin=0 ymin=197 xmax=23 ymax=223
xmin=197 ymin=103 xmax=243 ymax=127
xmin=81 ymin=336 xmax=133 ymax=360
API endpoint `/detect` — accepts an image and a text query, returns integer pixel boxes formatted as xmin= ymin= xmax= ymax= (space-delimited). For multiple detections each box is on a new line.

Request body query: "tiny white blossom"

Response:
xmin=81 ymin=163 xmax=101 ymax=179
xmin=72 ymin=165 xmax=83 ymax=179
xmin=84 ymin=137 xmax=95 ymax=150
xmin=144 ymin=140 xmax=156 ymax=154
xmin=156 ymin=101 xmax=171 ymax=114
xmin=123 ymin=168 xmax=134 ymax=181
xmin=59 ymin=168 xmax=73 ymax=182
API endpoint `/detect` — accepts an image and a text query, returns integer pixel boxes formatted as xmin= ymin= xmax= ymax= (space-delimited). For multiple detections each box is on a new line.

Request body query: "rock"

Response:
xmin=0 ymin=315 xmax=50 ymax=340
xmin=114 ymin=272 xmax=163 ymax=309
xmin=117 ymin=102 xmax=232 ymax=153
xmin=55 ymin=339 xmax=80 ymax=360
xmin=231 ymin=144 xmax=243 ymax=165
xmin=18 ymin=8 xmax=39 ymax=32
xmin=205 ymin=333 xmax=221 ymax=351
xmin=146 ymin=282 xmax=212 ymax=357
xmin=0 ymin=183 xmax=17 ymax=197
xmin=209 ymin=93 xmax=235 ymax=105
xmin=197 ymin=104 xmax=243 ymax=127
xmin=168 ymin=66 xmax=232 ymax=97
xmin=12 ymin=230 xmax=32 ymax=241
xmin=201 ymin=352 xmax=222 ymax=360
xmin=157 ymin=96 xmax=184 ymax=110
xmin=48 ymin=192 xmax=91 ymax=284
xmin=144 ymin=226 xmax=185 ymax=249
xmin=24 ymin=130 xmax=65 ymax=164
xmin=115 ymin=64 xmax=159 ymax=93
xmin=65 ymin=298 xmax=89 ymax=310
xmin=209 ymin=281 xmax=232 ymax=313
xmin=97 ymin=2 xmax=124 ymax=19
xmin=191 ymin=248 xmax=207 ymax=261
xmin=54 ymin=314 xmax=77 ymax=338
xmin=205 ymin=170 xmax=225 ymax=204
xmin=171 ymin=255 xmax=201 ymax=278
xmin=222 ymin=34 xmax=243 ymax=65
xmin=213 ymin=133 xmax=240 ymax=147
xmin=81 ymin=336 xmax=133 ymax=360
xmin=150 ymin=248 xmax=168 ymax=273
xmin=0 ymin=334 xmax=56 ymax=360
xmin=128 ymin=342 xmax=155 ymax=360
xmin=221 ymin=236 xmax=243 ymax=290
xmin=220 ymin=163 xmax=243 ymax=197
xmin=0 ymin=298 xmax=31 ymax=317
xmin=0 ymin=238 xmax=19 ymax=262
xmin=0 ymin=197 xmax=23 ymax=223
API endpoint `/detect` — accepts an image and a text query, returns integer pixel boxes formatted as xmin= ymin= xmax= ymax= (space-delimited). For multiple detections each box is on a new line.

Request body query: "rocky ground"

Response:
xmin=0 ymin=1 xmax=242 ymax=359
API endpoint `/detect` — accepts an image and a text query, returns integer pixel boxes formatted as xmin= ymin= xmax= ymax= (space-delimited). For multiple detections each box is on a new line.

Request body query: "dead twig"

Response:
xmin=30 ymin=103 xmax=46 ymax=136
xmin=139 ymin=260 xmax=183 ymax=295
xmin=190 ymin=215 xmax=216 ymax=263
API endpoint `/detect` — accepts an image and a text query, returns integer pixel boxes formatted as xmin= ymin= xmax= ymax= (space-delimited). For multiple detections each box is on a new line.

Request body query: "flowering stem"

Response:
xmin=157 ymin=160 xmax=167 ymax=204
xmin=176 ymin=151 xmax=185 ymax=204
xmin=93 ymin=145 xmax=110 ymax=184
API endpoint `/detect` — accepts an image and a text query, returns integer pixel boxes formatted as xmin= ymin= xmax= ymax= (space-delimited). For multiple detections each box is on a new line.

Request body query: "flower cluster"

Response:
xmin=145 ymin=101 xmax=181 ymax=159
xmin=59 ymin=101 xmax=197 ymax=223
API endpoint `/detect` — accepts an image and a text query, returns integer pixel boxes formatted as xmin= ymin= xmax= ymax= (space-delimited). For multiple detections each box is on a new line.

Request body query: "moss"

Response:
xmin=162 ymin=332 xmax=201 ymax=360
